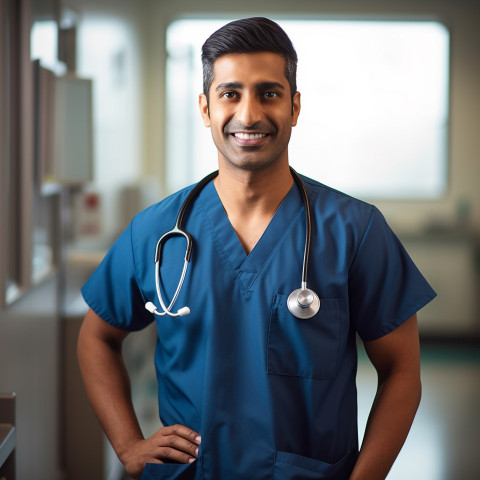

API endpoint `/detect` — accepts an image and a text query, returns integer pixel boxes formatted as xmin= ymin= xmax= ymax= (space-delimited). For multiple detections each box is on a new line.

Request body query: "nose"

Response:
xmin=236 ymin=93 xmax=262 ymax=127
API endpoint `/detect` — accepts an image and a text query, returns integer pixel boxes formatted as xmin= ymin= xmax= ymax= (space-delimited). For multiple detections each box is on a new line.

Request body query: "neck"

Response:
xmin=213 ymin=161 xmax=294 ymax=254
xmin=214 ymin=161 xmax=293 ymax=214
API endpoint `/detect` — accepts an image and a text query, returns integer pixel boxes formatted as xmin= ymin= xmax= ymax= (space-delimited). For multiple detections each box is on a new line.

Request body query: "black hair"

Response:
xmin=201 ymin=17 xmax=298 ymax=99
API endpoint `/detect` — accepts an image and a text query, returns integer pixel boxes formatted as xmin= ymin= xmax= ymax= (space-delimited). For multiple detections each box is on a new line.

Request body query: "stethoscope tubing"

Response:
xmin=147 ymin=168 xmax=320 ymax=319
xmin=149 ymin=172 xmax=218 ymax=317
xmin=291 ymin=168 xmax=311 ymax=289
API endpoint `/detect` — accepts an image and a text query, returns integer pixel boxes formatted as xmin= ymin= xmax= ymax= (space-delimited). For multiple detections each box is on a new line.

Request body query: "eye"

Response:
xmin=220 ymin=91 xmax=237 ymax=99
xmin=264 ymin=91 xmax=279 ymax=98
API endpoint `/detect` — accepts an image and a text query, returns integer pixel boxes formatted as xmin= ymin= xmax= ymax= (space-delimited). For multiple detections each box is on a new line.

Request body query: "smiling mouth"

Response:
xmin=232 ymin=132 xmax=268 ymax=140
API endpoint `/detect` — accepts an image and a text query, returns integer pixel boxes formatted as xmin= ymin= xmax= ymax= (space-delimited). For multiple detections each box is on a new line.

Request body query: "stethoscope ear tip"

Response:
xmin=145 ymin=301 xmax=157 ymax=314
xmin=178 ymin=306 xmax=191 ymax=316
xmin=145 ymin=301 xmax=190 ymax=317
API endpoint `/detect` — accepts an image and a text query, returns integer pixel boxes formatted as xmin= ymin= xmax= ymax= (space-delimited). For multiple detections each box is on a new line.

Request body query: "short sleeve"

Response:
xmin=81 ymin=222 xmax=153 ymax=331
xmin=349 ymin=207 xmax=436 ymax=341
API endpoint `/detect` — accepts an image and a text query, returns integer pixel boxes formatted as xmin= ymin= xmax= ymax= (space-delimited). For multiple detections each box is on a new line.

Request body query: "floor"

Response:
xmin=357 ymin=343 xmax=480 ymax=480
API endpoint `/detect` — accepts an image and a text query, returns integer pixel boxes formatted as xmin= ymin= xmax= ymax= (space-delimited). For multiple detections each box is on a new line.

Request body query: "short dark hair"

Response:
xmin=201 ymin=17 xmax=298 ymax=99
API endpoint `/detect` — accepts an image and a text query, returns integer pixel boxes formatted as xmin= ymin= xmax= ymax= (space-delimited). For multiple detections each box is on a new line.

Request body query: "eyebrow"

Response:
xmin=215 ymin=81 xmax=286 ymax=91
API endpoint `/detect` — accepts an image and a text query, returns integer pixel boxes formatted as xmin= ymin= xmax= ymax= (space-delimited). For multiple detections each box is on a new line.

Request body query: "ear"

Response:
xmin=291 ymin=91 xmax=301 ymax=126
xmin=199 ymin=93 xmax=211 ymax=127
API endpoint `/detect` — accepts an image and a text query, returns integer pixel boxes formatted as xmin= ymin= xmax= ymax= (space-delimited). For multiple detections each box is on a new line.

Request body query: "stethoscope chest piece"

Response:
xmin=287 ymin=287 xmax=320 ymax=319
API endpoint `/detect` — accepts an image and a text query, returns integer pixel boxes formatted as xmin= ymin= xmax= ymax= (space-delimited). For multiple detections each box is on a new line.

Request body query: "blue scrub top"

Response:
xmin=82 ymin=174 xmax=436 ymax=480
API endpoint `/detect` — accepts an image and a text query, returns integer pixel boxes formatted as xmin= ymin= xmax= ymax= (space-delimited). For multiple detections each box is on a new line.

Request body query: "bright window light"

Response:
xmin=166 ymin=19 xmax=449 ymax=199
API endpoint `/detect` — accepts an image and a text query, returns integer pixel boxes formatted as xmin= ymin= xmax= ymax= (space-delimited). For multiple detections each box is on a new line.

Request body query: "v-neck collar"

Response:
xmin=197 ymin=179 xmax=303 ymax=292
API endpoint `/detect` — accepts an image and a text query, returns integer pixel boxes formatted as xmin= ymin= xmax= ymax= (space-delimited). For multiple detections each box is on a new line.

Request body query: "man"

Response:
xmin=78 ymin=17 xmax=436 ymax=479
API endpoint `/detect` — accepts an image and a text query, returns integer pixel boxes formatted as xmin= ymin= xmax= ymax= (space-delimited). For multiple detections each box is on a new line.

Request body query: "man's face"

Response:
xmin=199 ymin=52 xmax=300 ymax=173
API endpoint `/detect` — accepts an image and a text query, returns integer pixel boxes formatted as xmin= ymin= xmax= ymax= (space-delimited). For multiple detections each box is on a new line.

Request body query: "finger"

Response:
xmin=163 ymin=432 xmax=200 ymax=458
xmin=162 ymin=424 xmax=202 ymax=445
xmin=156 ymin=446 xmax=197 ymax=464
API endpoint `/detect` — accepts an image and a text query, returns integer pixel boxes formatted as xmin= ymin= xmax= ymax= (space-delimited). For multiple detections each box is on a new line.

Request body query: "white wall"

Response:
xmin=148 ymin=0 xmax=480 ymax=232
xmin=69 ymin=0 xmax=480 ymax=232
xmin=145 ymin=0 xmax=480 ymax=336
xmin=67 ymin=0 xmax=480 ymax=336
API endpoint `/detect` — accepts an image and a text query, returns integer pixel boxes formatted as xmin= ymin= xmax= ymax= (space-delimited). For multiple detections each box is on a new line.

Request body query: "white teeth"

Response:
xmin=234 ymin=133 xmax=267 ymax=140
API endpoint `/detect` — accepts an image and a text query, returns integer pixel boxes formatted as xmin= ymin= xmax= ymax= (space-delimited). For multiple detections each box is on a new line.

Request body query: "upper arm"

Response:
xmin=363 ymin=314 xmax=421 ymax=383
xmin=349 ymin=207 xmax=436 ymax=341
xmin=78 ymin=308 xmax=130 ymax=353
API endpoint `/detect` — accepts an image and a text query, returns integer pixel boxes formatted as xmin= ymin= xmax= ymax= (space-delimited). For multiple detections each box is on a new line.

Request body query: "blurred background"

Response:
xmin=0 ymin=0 xmax=479 ymax=478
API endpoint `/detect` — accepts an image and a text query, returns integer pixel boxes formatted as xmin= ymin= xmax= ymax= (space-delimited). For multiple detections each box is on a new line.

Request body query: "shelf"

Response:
xmin=0 ymin=394 xmax=16 ymax=477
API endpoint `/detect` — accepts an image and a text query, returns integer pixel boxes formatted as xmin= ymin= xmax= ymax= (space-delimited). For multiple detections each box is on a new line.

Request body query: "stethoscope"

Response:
xmin=145 ymin=168 xmax=320 ymax=320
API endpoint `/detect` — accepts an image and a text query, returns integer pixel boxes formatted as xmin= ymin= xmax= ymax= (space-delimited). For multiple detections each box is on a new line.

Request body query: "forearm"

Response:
xmin=77 ymin=321 xmax=143 ymax=462
xmin=349 ymin=370 xmax=421 ymax=480
xmin=78 ymin=311 xmax=201 ymax=479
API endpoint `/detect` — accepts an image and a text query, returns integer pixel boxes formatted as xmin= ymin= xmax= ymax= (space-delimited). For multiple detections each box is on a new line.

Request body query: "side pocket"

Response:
xmin=273 ymin=450 xmax=357 ymax=480
xmin=141 ymin=457 xmax=201 ymax=480
xmin=267 ymin=296 xmax=345 ymax=380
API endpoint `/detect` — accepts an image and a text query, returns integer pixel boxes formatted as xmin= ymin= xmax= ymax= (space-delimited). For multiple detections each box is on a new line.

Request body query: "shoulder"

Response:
xmin=300 ymin=173 xmax=378 ymax=227
xmin=130 ymin=184 xmax=196 ymax=233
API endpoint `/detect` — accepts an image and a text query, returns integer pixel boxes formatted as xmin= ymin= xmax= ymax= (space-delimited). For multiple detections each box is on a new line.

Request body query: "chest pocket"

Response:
xmin=267 ymin=295 xmax=345 ymax=380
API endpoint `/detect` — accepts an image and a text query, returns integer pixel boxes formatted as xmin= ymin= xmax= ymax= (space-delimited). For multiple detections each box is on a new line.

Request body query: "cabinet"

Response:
xmin=401 ymin=232 xmax=480 ymax=338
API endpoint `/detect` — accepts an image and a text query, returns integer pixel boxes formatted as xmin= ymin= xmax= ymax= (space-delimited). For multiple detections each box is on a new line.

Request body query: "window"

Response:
xmin=166 ymin=19 xmax=449 ymax=199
